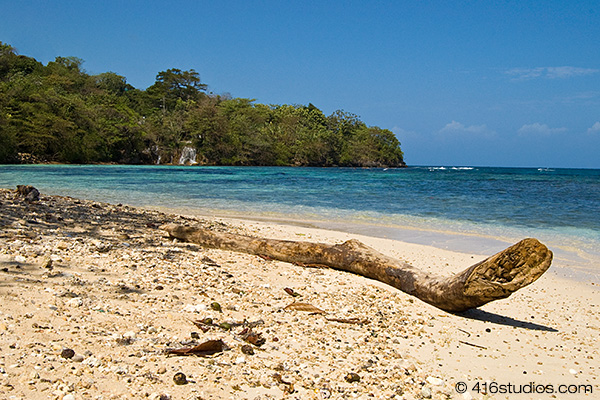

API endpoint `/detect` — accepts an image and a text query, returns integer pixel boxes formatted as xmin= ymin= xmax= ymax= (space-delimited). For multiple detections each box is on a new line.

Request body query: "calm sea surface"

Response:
xmin=2 ymin=165 xmax=599 ymax=276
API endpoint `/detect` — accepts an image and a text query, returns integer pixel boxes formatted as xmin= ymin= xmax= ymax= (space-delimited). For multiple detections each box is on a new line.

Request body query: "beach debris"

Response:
xmin=284 ymin=287 xmax=301 ymax=297
xmin=218 ymin=322 xmax=232 ymax=330
xmin=273 ymin=373 xmax=295 ymax=394
xmin=66 ymin=297 xmax=83 ymax=307
xmin=163 ymin=223 xmax=553 ymax=312
xmin=72 ymin=354 xmax=84 ymax=362
xmin=241 ymin=344 xmax=255 ymax=355
xmin=420 ymin=386 xmax=433 ymax=398
xmin=189 ymin=318 xmax=264 ymax=334
xmin=345 ymin=372 xmax=361 ymax=383
xmin=166 ymin=339 xmax=227 ymax=356
xmin=91 ymin=239 xmax=112 ymax=253
xmin=284 ymin=302 xmax=326 ymax=314
xmin=60 ymin=348 xmax=75 ymax=359
xmin=210 ymin=301 xmax=222 ymax=312
xmin=173 ymin=372 xmax=188 ymax=385
xmin=458 ymin=340 xmax=487 ymax=350
xmin=325 ymin=316 xmax=369 ymax=325
xmin=239 ymin=327 xmax=266 ymax=347
xmin=190 ymin=317 xmax=214 ymax=332
xmin=426 ymin=376 xmax=444 ymax=386
xmin=457 ymin=328 xmax=471 ymax=337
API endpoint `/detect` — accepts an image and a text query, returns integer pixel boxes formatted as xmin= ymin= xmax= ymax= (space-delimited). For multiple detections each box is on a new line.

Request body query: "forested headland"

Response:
xmin=0 ymin=42 xmax=405 ymax=167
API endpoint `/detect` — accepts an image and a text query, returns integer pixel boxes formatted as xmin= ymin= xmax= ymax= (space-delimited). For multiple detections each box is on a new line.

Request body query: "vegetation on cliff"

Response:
xmin=0 ymin=42 xmax=405 ymax=167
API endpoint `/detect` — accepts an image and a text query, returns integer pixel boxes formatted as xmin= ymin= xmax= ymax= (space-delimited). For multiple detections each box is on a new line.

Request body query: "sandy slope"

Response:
xmin=0 ymin=188 xmax=597 ymax=399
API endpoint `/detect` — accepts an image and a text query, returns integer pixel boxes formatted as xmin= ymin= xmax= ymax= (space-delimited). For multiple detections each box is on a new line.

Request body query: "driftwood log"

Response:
xmin=162 ymin=224 xmax=553 ymax=312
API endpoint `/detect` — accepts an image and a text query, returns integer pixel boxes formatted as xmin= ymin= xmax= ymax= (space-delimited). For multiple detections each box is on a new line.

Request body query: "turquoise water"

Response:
xmin=2 ymin=165 xmax=599 ymax=275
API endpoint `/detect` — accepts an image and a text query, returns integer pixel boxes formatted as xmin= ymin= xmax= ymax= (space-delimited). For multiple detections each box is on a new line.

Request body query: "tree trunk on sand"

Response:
xmin=162 ymin=224 xmax=553 ymax=312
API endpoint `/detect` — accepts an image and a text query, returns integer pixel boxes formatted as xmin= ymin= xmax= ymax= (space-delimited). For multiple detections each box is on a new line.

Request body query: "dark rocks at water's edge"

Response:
xmin=16 ymin=185 xmax=40 ymax=202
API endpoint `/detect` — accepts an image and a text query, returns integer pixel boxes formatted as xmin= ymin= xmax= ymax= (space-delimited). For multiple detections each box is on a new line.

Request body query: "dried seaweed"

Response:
xmin=166 ymin=339 xmax=227 ymax=356
xmin=284 ymin=287 xmax=301 ymax=297
xmin=284 ymin=302 xmax=327 ymax=314
xmin=239 ymin=327 xmax=266 ymax=347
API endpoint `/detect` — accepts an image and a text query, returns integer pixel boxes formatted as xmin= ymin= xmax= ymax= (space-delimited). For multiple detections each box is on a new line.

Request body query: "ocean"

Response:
xmin=2 ymin=165 xmax=599 ymax=278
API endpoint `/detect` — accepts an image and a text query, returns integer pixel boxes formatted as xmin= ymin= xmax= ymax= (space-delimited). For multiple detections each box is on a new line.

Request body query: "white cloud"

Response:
xmin=518 ymin=123 xmax=567 ymax=136
xmin=439 ymin=121 xmax=495 ymax=137
xmin=588 ymin=121 xmax=600 ymax=134
xmin=506 ymin=66 xmax=599 ymax=80
xmin=392 ymin=126 xmax=416 ymax=137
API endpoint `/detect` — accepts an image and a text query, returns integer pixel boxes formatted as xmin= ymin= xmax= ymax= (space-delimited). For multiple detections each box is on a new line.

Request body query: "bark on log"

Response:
xmin=162 ymin=224 xmax=553 ymax=312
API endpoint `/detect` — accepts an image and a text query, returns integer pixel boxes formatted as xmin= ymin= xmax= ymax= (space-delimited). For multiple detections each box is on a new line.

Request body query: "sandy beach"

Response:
xmin=0 ymin=187 xmax=598 ymax=400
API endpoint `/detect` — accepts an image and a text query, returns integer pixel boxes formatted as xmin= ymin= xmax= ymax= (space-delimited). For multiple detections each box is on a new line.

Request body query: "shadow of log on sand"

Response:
xmin=457 ymin=308 xmax=558 ymax=332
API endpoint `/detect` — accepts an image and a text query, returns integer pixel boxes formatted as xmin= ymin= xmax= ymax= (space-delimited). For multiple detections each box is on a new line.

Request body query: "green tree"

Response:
xmin=146 ymin=68 xmax=207 ymax=112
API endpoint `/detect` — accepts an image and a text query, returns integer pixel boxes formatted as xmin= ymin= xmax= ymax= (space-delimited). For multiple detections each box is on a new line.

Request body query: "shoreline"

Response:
xmin=1 ymin=189 xmax=598 ymax=399
xmin=144 ymin=205 xmax=600 ymax=284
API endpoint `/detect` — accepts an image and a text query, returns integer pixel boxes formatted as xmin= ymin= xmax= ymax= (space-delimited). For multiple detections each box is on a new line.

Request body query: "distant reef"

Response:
xmin=1 ymin=42 xmax=405 ymax=167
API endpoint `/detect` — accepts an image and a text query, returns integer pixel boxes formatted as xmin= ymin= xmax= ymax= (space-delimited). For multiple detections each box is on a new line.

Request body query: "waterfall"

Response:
xmin=178 ymin=146 xmax=198 ymax=165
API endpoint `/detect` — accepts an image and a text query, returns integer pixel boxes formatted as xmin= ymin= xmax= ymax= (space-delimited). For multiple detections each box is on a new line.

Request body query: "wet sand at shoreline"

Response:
xmin=1 ymin=188 xmax=598 ymax=399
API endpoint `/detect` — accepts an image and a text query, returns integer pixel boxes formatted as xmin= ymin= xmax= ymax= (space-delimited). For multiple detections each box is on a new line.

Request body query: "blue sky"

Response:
xmin=2 ymin=1 xmax=599 ymax=168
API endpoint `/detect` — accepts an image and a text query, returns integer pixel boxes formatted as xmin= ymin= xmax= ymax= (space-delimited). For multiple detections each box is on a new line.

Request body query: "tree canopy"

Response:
xmin=0 ymin=42 xmax=405 ymax=167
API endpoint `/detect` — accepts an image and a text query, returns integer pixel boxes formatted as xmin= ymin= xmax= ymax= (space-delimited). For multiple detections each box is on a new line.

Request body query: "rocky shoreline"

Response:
xmin=1 ymin=188 xmax=598 ymax=399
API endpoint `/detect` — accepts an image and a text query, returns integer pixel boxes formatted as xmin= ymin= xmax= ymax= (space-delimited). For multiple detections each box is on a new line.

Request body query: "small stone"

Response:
xmin=344 ymin=372 xmax=360 ymax=383
xmin=420 ymin=386 xmax=432 ymax=399
xmin=190 ymin=332 xmax=200 ymax=339
xmin=149 ymin=394 xmax=171 ymax=400
xmin=569 ymin=368 xmax=578 ymax=375
xmin=72 ymin=354 xmax=84 ymax=362
xmin=41 ymin=257 xmax=53 ymax=270
xmin=92 ymin=240 xmax=112 ymax=253
xmin=173 ymin=372 xmax=187 ymax=385
xmin=61 ymin=348 xmax=75 ymax=359
xmin=82 ymin=356 xmax=100 ymax=368
xmin=426 ymin=376 xmax=443 ymax=386
xmin=241 ymin=344 xmax=255 ymax=355
xmin=147 ymin=326 xmax=158 ymax=334
xmin=62 ymin=394 xmax=75 ymax=400
xmin=66 ymin=298 xmax=83 ymax=307
xmin=210 ymin=302 xmax=222 ymax=312
xmin=157 ymin=366 xmax=167 ymax=374
xmin=81 ymin=378 xmax=94 ymax=389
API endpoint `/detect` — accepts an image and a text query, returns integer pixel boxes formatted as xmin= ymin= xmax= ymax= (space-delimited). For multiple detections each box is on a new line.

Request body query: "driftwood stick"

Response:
xmin=162 ymin=224 xmax=552 ymax=312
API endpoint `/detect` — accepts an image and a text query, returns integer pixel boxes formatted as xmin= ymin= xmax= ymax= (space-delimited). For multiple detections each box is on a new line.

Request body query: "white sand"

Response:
xmin=1 ymin=189 xmax=598 ymax=399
